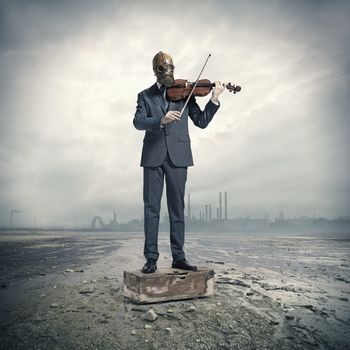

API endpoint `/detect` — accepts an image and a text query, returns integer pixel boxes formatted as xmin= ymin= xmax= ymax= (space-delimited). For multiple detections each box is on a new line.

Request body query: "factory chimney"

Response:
xmin=113 ymin=208 xmax=117 ymax=223
xmin=219 ymin=192 xmax=222 ymax=220
xmin=224 ymin=192 xmax=228 ymax=220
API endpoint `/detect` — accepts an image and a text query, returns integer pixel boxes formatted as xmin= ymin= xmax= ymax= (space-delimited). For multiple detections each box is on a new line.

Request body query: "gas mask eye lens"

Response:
xmin=157 ymin=65 xmax=165 ymax=73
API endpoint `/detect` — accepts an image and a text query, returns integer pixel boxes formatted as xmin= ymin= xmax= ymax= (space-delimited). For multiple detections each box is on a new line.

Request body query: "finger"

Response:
xmin=171 ymin=114 xmax=180 ymax=120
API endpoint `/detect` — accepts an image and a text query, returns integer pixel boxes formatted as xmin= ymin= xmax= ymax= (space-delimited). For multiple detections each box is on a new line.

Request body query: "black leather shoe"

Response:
xmin=171 ymin=258 xmax=197 ymax=271
xmin=141 ymin=258 xmax=157 ymax=273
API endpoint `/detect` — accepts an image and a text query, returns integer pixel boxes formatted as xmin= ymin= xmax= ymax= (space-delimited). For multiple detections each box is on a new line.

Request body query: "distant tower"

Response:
xmin=219 ymin=192 xmax=222 ymax=220
xmin=205 ymin=204 xmax=208 ymax=222
xmin=224 ymin=192 xmax=228 ymax=220
xmin=188 ymin=193 xmax=191 ymax=220
xmin=10 ymin=209 xmax=21 ymax=228
xmin=209 ymin=204 xmax=212 ymax=221
xmin=217 ymin=207 xmax=219 ymax=220
xmin=113 ymin=208 xmax=117 ymax=224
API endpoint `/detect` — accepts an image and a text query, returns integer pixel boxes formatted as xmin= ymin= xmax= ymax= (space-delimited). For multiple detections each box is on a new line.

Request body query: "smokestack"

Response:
xmin=219 ymin=192 xmax=222 ymax=220
xmin=209 ymin=204 xmax=212 ymax=221
xmin=188 ymin=193 xmax=191 ymax=220
xmin=224 ymin=192 xmax=227 ymax=220
xmin=205 ymin=205 xmax=208 ymax=222
xmin=217 ymin=207 xmax=219 ymax=219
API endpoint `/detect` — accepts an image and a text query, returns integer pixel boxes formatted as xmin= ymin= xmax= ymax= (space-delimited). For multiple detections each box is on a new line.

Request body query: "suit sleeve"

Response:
xmin=188 ymin=95 xmax=220 ymax=129
xmin=133 ymin=92 xmax=162 ymax=131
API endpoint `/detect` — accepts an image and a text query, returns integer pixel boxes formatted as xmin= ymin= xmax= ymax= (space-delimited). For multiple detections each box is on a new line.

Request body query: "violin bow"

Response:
xmin=179 ymin=53 xmax=212 ymax=118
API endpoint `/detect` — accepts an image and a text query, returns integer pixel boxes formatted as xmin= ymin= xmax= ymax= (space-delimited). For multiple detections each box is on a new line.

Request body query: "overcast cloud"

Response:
xmin=0 ymin=0 xmax=349 ymax=227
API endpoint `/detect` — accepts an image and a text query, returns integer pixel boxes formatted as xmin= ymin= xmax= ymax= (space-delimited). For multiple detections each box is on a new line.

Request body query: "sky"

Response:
xmin=0 ymin=0 xmax=349 ymax=228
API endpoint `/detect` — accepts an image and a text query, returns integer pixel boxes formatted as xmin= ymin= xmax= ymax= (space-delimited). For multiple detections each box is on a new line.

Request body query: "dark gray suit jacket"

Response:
xmin=133 ymin=82 xmax=220 ymax=167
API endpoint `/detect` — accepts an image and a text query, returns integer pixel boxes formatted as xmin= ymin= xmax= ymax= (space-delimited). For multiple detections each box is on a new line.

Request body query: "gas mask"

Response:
xmin=152 ymin=51 xmax=175 ymax=87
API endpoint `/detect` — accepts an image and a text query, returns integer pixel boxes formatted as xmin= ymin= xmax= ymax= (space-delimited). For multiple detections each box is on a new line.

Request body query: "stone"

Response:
xmin=143 ymin=309 xmax=158 ymax=321
xmin=79 ymin=287 xmax=95 ymax=294
xmin=123 ymin=267 xmax=215 ymax=304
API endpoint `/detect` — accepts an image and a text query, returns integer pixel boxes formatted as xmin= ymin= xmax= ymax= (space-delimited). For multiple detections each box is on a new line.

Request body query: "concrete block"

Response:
xmin=123 ymin=267 xmax=215 ymax=304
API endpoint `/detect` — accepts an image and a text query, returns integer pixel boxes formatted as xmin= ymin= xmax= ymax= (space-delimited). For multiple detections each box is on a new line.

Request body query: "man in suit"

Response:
xmin=133 ymin=51 xmax=225 ymax=273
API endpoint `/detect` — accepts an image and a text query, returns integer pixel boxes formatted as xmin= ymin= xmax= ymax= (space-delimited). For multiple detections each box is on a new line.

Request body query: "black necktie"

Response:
xmin=160 ymin=85 xmax=169 ymax=111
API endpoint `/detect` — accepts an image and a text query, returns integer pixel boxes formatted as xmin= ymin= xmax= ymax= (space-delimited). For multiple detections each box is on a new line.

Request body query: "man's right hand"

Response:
xmin=161 ymin=111 xmax=181 ymax=125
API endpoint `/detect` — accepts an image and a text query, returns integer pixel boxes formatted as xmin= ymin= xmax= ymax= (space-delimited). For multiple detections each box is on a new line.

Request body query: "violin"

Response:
xmin=170 ymin=54 xmax=241 ymax=117
xmin=167 ymin=79 xmax=241 ymax=102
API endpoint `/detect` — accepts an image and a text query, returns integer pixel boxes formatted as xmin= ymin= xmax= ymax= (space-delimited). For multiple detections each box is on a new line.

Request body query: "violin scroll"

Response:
xmin=226 ymin=83 xmax=241 ymax=94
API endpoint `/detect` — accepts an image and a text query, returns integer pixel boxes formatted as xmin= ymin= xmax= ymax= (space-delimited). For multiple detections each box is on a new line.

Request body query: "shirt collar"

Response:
xmin=156 ymin=81 xmax=164 ymax=91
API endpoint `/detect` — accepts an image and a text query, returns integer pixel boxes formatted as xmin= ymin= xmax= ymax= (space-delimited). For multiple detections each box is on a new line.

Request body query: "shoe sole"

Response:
xmin=141 ymin=266 xmax=157 ymax=273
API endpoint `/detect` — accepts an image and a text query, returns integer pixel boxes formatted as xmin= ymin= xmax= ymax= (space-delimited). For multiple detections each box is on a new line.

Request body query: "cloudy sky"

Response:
xmin=0 ymin=0 xmax=349 ymax=228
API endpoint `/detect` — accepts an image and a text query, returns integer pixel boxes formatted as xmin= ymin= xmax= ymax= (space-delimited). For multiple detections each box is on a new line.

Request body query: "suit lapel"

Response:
xmin=150 ymin=83 xmax=166 ymax=114
xmin=168 ymin=99 xmax=183 ymax=114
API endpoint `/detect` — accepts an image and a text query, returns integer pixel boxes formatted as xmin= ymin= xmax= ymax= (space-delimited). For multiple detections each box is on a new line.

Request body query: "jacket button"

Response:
xmin=165 ymin=132 xmax=170 ymax=136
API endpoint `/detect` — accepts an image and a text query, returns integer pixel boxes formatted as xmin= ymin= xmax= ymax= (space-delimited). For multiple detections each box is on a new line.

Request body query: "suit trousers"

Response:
xmin=143 ymin=151 xmax=187 ymax=261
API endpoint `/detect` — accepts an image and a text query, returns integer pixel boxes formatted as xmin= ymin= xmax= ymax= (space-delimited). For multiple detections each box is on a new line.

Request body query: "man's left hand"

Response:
xmin=211 ymin=81 xmax=226 ymax=103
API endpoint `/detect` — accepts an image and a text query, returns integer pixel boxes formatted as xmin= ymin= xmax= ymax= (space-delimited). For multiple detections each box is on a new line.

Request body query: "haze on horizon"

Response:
xmin=0 ymin=0 xmax=349 ymax=228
